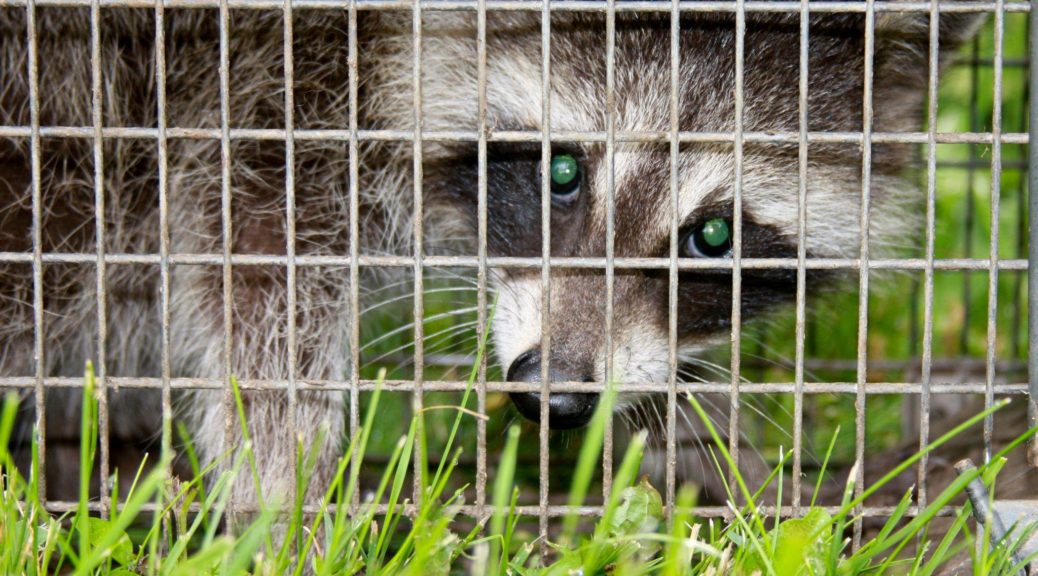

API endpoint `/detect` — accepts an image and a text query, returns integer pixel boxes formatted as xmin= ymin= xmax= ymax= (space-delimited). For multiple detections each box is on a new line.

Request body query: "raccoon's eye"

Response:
xmin=684 ymin=218 xmax=732 ymax=258
xmin=548 ymin=153 xmax=581 ymax=204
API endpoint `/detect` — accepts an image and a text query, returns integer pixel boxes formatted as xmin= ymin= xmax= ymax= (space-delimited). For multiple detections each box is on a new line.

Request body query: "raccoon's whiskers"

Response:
xmin=357 ymin=306 xmax=480 ymax=354
xmin=673 ymin=403 xmax=712 ymax=487
xmin=677 ymin=365 xmax=795 ymax=452
xmin=739 ymin=333 xmax=824 ymax=382
xmin=359 ymin=286 xmax=482 ymax=317
xmin=361 ymin=323 xmax=482 ymax=375
xmin=361 ymin=317 xmax=480 ymax=362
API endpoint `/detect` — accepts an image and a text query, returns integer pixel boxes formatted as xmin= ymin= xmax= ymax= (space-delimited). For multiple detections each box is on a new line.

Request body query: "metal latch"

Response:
xmin=956 ymin=459 xmax=1038 ymax=576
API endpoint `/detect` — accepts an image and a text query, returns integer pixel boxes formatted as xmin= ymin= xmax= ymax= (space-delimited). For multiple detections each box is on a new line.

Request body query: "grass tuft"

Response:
xmin=0 ymin=358 xmax=1034 ymax=574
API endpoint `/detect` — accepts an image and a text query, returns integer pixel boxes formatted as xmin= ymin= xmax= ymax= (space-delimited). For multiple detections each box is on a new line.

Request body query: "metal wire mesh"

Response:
xmin=0 ymin=0 xmax=1034 ymax=553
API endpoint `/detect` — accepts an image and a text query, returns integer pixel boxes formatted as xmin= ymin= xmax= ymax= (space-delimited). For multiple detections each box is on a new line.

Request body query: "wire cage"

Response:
xmin=0 ymin=0 xmax=1035 ymax=559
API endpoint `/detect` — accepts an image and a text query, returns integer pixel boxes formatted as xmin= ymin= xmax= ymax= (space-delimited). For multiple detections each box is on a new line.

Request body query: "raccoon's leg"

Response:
xmin=167 ymin=144 xmax=351 ymax=531
xmin=173 ymin=266 xmax=349 ymax=526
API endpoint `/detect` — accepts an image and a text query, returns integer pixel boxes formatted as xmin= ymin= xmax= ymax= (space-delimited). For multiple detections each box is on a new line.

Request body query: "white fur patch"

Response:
xmin=491 ymin=275 xmax=544 ymax=372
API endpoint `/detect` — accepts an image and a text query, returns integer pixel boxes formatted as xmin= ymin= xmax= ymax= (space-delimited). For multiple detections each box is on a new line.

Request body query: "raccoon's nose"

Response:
xmin=506 ymin=350 xmax=598 ymax=430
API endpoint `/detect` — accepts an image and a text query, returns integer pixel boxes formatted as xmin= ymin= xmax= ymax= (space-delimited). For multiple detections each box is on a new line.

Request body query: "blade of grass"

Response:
xmin=76 ymin=362 xmax=96 ymax=568
xmin=176 ymin=421 xmax=209 ymax=532
xmin=29 ymin=411 xmax=45 ymax=576
xmin=275 ymin=424 xmax=328 ymax=568
xmin=362 ymin=434 xmax=410 ymax=568
xmin=828 ymin=459 xmax=857 ymax=575
xmin=919 ymin=504 xmax=971 ymax=576
xmin=0 ymin=393 xmax=20 ymax=465
xmin=723 ymin=499 xmax=777 ymax=576
xmin=167 ymin=538 xmax=235 ymax=576
xmin=869 ymin=489 xmax=923 ymax=576
xmin=429 ymin=302 xmax=496 ymax=493
xmin=768 ymin=447 xmax=787 ymax=561
xmin=561 ymin=382 xmax=618 ymax=543
xmin=303 ymin=373 xmax=389 ymax=575
xmin=220 ymin=506 xmax=278 ymax=575
xmin=74 ymin=463 xmax=167 ymax=575
xmin=686 ymin=393 xmax=768 ymax=535
xmin=748 ymin=448 xmax=792 ymax=507
xmin=373 ymin=419 xmax=418 ymax=571
xmin=583 ymin=430 xmax=648 ymax=573
xmin=230 ymin=375 xmax=267 ymax=512
xmin=811 ymin=425 xmax=840 ymax=508
xmin=202 ymin=448 xmax=253 ymax=548
xmin=662 ymin=485 xmax=698 ymax=576
xmin=502 ymin=486 xmax=521 ymax=571
xmin=489 ymin=425 xmax=521 ymax=576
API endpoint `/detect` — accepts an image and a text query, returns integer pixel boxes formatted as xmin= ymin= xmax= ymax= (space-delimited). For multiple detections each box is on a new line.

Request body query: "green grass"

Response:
xmin=2 ymin=362 xmax=1036 ymax=574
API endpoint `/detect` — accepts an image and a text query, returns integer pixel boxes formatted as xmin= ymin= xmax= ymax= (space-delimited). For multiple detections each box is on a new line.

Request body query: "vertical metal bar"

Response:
xmin=985 ymin=0 xmax=1005 ymax=464
xmin=282 ymin=0 xmax=299 ymax=506
xmin=411 ymin=0 xmax=426 ymax=502
xmin=475 ymin=0 xmax=489 ymax=517
xmin=25 ymin=0 xmax=47 ymax=503
xmin=1029 ymin=0 xmax=1038 ymax=468
xmin=538 ymin=0 xmax=552 ymax=558
xmin=728 ymin=0 xmax=745 ymax=491
xmin=89 ymin=0 xmax=110 ymax=517
xmin=602 ymin=0 xmax=616 ymax=498
xmin=792 ymin=0 xmax=809 ymax=514
xmin=665 ymin=0 xmax=679 ymax=520
xmin=153 ymin=0 xmax=173 ymax=544
xmin=218 ymin=0 xmax=235 ymax=496
xmin=154 ymin=0 xmax=172 ymax=472
xmin=347 ymin=0 xmax=362 ymax=509
xmin=917 ymin=0 xmax=941 ymax=515
xmin=854 ymin=0 xmax=877 ymax=548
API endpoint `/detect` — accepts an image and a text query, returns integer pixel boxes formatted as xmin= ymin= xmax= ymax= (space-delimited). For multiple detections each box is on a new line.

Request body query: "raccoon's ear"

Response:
xmin=877 ymin=10 xmax=984 ymax=44
xmin=870 ymin=11 xmax=985 ymax=126
xmin=873 ymin=10 xmax=986 ymax=74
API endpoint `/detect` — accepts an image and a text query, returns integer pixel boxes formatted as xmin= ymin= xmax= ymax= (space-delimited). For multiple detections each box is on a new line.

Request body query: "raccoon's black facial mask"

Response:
xmin=418 ymin=9 xmax=982 ymax=430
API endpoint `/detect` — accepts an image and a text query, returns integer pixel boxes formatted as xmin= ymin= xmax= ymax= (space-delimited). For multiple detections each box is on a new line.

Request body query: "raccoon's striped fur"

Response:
xmin=0 ymin=6 xmax=980 ymax=511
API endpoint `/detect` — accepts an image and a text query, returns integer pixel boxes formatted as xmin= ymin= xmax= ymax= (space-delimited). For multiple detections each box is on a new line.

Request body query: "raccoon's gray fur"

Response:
xmin=0 ymin=6 xmax=981 ymax=510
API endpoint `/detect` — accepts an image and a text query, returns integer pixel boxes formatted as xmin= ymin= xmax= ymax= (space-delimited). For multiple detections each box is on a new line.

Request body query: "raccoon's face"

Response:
xmin=379 ymin=9 xmax=980 ymax=428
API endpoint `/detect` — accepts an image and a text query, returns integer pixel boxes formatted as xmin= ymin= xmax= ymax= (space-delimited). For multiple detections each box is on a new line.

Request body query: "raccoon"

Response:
xmin=0 ymin=5 xmax=981 ymax=511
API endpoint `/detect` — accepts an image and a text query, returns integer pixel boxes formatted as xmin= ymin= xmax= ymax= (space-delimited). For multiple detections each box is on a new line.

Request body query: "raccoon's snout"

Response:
xmin=507 ymin=350 xmax=598 ymax=430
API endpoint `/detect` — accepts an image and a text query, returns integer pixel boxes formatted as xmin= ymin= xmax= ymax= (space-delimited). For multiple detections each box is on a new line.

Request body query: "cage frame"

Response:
xmin=0 ymin=0 xmax=1034 ymax=557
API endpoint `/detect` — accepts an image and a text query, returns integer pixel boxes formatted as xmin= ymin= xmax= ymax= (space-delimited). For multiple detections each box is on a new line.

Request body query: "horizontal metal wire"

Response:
xmin=0 ymin=0 xmax=1029 ymax=10
xmin=0 ymin=376 xmax=1028 ymax=394
xmin=398 ymin=353 xmax=1030 ymax=375
xmin=0 ymin=126 xmax=1027 ymax=145
xmin=0 ymin=252 xmax=1028 ymax=270
xmin=33 ymin=499 xmax=965 ymax=521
